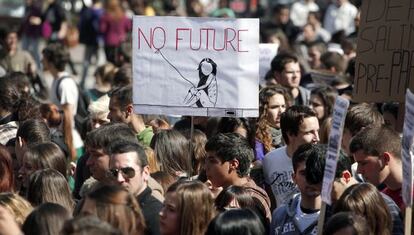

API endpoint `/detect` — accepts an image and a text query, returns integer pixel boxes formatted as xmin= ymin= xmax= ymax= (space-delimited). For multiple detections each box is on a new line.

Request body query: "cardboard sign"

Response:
xmin=402 ymin=89 xmax=414 ymax=206
xmin=321 ymin=96 xmax=350 ymax=205
xmin=132 ymin=16 xmax=259 ymax=117
xmin=354 ymin=0 xmax=414 ymax=102
xmin=259 ymin=43 xmax=278 ymax=84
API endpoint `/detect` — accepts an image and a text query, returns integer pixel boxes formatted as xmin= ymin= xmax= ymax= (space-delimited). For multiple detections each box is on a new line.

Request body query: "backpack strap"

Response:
xmin=55 ymin=75 xmax=72 ymax=101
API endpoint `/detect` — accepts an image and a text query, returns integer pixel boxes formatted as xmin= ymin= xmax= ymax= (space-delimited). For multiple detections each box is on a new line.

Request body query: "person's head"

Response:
xmin=216 ymin=118 xmax=256 ymax=157
xmin=0 ymin=76 xmax=20 ymax=115
xmin=320 ymin=51 xmax=347 ymax=74
xmin=350 ymin=125 xmax=401 ymax=187
xmin=280 ymin=105 xmax=319 ymax=151
xmin=291 ymin=143 xmax=323 ymax=199
xmin=5 ymin=29 xmax=18 ymax=52
xmin=324 ymin=212 xmax=371 ymax=235
xmin=148 ymin=118 xmax=170 ymax=134
xmin=39 ymin=103 xmax=62 ymax=128
xmin=150 ymin=129 xmax=191 ymax=178
xmin=81 ymin=184 xmax=145 ymax=235
xmin=26 ymin=169 xmax=74 ymax=213
xmin=381 ymin=102 xmax=399 ymax=132
xmin=334 ymin=183 xmax=392 ymax=235
xmin=7 ymin=72 xmax=31 ymax=98
xmin=180 ymin=129 xmax=207 ymax=175
xmin=41 ymin=43 xmax=70 ymax=72
xmin=204 ymin=133 xmax=253 ymax=187
xmin=342 ymin=103 xmax=384 ymax=154
xmin=112 ymin=64 xmax=132 ymax=88
xmin=271 ymin=52 xmax=301 ymax=89
xmin=88 ymin=95 xmax=110 ymax=130
xmin=15 ymin=119 xmax=51 ymax=164
xmin=108 ymin=140 xmax=149 ymax=196
xmin=19 ymin=141 xmax=67 ymax=188
xmin=302 ymin=23 xmax=317 ymax=43
xmin=0 ymin=192 xmax=33 ymax=227
xmin=85 ymin=123 xmax=137 ymax=181
xmin=22 ymin=203 xmax=71 ymax=235
xmin=214 ymin=185 xmax=255 ymax=212
xmin=16 ymin=118 xmax=50 ymax=144
xmin=272 ymin=4 xmax=290 ymax=25
xmin=0 ymin=145 xmax=14 ymax=192
xmin=94 ymin=63 xmax=117 ymax=90
xmin=259 ymin=85 xmax=291 ymax=129
xmin=62 ymin=215 xmax=121 ymax=235
xmin=160 ymin=180 xmax=215 ymax=235
xmin=309 ymin=86 xmax=337 ymax=122
xmin=307 ymin=42 xmax=327 ymax=69
xmin=107 ymin=86 xmax=133 ymax=123
xmin=205 ymin=208 xmax=265 ymax=235
xmin=304 ymin=144 xmax=352 ymax=203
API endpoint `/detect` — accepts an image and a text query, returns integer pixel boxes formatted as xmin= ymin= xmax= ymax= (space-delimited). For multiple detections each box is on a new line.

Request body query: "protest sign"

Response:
xmin=402 ymin=89 xmax=414 ymax=235
xmin=259 ymin=43 xmax=278 ymax=84
xmin=321 ymin=96 xmax=350 ymax=205
xmin=354 ymin=0 xmax=414 ymax=102
xmin=132 ymin=16 xmax=259 ymax=117
xmin=402 ymin=89 xmax=414 ymax=206
xmin=317 ymin=96 xmax=349 ymax=235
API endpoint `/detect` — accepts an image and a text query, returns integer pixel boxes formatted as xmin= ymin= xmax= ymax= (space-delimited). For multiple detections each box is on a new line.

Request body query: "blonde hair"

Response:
xmin=88 ymin=95 xmax=110 ymax=121
xmin=0 ymin=193 xmax=33 ymax=227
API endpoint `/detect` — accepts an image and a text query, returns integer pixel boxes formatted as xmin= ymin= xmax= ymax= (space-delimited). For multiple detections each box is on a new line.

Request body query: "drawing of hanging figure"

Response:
xmin=155 ymin=49 xmax=218 ymax=108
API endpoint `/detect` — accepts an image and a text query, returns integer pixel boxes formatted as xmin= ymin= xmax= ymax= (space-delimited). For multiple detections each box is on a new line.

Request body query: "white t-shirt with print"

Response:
xmin=263 ymin=146 xmax=299 ymax=208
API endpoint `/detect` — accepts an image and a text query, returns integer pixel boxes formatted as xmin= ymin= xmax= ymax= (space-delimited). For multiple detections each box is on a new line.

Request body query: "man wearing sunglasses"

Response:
xmin=109 ymin=140 xmax=162 ymax=235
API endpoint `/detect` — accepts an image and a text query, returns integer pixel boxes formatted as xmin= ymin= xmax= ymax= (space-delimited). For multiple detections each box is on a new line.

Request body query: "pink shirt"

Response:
xmin=100 ymin=14 xmax=132 ymax=46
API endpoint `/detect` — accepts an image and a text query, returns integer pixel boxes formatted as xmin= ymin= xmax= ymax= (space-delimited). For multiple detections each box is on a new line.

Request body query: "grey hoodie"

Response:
xmin=270 ymin=194 xmax=318 ymax=235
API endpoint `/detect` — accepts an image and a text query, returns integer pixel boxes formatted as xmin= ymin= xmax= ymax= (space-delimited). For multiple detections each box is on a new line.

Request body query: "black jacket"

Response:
xmin=138 ymin=186 xmax=163 ymax=235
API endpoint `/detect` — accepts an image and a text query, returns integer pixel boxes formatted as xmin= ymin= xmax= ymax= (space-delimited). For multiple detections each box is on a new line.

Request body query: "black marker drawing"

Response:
xmin=155 ymin=49 xmax=218 ymax=108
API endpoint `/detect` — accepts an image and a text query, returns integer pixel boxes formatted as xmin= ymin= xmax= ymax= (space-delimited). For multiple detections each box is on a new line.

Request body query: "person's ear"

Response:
xmin=292 ymin=172 xmax=297 ymax=184
xmin=125 ymin=104 xmax=134 ymax=117
xmin=142 ymin=165 xmax=150 ymax=182
xmin=342 ymin=170 xmax=352 ymax=184
xmin=382 ymin=152 xmax=391 ymax=165
xmin=228 ymin=159 xmax=239 ymax=172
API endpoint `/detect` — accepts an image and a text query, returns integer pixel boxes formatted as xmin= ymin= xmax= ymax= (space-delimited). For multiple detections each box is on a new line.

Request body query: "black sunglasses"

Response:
xmin=109 ymin=167 xmax=136 ymax=179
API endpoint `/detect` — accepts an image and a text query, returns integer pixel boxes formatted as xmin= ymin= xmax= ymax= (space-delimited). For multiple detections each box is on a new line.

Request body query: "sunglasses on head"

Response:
xmin=109 ymin=167 xmax=136 ymax=179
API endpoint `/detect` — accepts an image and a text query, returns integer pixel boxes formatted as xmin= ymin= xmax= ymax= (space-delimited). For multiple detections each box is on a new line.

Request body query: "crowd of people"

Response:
xmin=0 ymin=0 xmax=407 ymax=235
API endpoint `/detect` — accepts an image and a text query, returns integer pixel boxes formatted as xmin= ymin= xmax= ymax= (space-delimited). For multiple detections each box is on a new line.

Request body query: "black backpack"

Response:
xmin=56 ymin=76 xmax=90 ymax=138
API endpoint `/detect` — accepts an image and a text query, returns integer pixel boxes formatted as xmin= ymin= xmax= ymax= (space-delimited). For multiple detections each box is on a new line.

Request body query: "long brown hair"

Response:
xmin=86 ymin=184 xmax=146 ymax=235
xmin=0 ymin=145 xmax=14 ymax=192
xmin=334 ymin=183 xmax=392 ymax=235
xmin=256 ymin=85 xmax=291 ymax=152
xmin=167 ymin=180 xmax=216 ymax=235
xmin=26 ymin=169 xmax=75 ymax=213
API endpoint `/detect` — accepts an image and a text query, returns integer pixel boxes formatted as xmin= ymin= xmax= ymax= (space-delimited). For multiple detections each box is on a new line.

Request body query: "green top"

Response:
xmin=137 ymin=126 xmax=154 ymax=147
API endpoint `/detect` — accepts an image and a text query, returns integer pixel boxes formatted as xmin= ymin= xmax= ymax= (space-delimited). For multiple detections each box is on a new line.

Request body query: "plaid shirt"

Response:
xmin=0 ymin=121 xmax=18 ymax=145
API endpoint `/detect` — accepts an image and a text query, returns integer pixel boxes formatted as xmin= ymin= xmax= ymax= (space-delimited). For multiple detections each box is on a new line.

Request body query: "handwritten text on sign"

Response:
xmin=321 ymin=97 xmax=349 ymax=205
xmin=354 ymin=0 xmax=414 ymax=102
xmin=132 ymin=16 xmax=259 ymax=117
xmin=137 ymin=27 xmax=249 ymax=52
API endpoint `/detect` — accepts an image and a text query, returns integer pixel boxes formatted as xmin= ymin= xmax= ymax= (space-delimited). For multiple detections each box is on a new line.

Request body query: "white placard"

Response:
xmin=402 ymin=89 xmax=414 ymax=206
xmin=259 ymin=43 xmax=278 ymax=84
xmin=132 ymin=16 xmax=259 ymax=117
xmin=321 ymin=96 xmax=350 ymax=205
